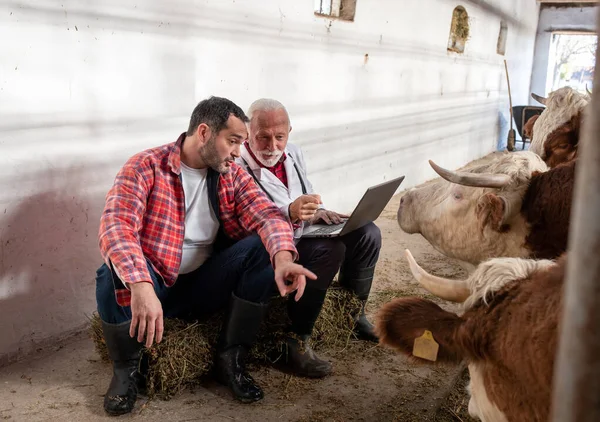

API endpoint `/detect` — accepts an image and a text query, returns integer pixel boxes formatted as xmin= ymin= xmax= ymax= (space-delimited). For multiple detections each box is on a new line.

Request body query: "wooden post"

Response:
xmin=551 ymin=7 xmax=600 ymax=421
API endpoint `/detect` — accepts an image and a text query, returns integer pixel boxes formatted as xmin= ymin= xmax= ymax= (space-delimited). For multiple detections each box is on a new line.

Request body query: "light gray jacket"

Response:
xmin=236 ymin=142 xmax=322 ymax=238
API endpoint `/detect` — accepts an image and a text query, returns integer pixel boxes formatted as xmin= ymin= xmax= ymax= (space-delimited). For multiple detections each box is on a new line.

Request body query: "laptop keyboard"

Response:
xmin=309 ymin=223 xmax=345 ymax=235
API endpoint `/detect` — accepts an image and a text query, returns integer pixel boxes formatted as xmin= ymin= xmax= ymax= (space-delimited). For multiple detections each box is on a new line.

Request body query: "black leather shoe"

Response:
xmin=283 ymin=334 xmax=332 ymax=378
xmin=354 ymin=312 xmax=379 ymax=343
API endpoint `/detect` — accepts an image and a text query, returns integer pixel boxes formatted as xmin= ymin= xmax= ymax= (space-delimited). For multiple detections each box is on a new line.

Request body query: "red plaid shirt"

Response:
xmin=99 ymin=133 xmax=297 ymax=306
xmin=244 ymin=141 xmax=288 ymax=187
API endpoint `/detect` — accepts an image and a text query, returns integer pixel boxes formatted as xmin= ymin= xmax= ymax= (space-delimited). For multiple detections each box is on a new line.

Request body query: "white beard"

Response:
xmin=251 ymin=146 xmax=284 ymax=167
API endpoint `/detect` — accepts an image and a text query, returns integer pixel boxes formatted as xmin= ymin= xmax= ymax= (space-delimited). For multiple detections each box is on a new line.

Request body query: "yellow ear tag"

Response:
xmin=412 ymin=330 xmax=439 ymax=362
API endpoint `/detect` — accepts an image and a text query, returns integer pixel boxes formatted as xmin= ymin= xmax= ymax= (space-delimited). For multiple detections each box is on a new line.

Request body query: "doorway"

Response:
xmin=546 ymin=32 xmax=597 ymax=94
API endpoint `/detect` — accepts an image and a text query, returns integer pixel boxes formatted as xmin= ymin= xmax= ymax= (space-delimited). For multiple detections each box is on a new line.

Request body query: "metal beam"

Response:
xmin=551 ymin=5 xmax=600 ymax=422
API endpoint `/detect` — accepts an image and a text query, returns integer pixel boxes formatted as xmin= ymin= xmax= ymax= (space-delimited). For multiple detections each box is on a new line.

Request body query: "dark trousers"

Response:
xmin=96 ymin=235 xmax=276 ymax=325
xmin=295 ymin=237 xmax=345 ymax=290
xmin=286 ymin=222 xmax=381 ymax=335
xmin=293 ymin=222 xmax=381 ymax=291
xmin=289 ymin=236 xmax=345 ymax=335
xmin=337 ymin=222 xmax=382 ymax=285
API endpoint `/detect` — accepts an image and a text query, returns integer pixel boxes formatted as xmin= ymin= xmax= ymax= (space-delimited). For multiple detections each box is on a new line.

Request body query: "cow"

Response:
xmin=529 ymin=86 xmax=588 ymax=168
xmin=375 ymin=249 xmax=563 ymax=422
xmin=397 ymin=152 xmax=575 ymax=265
xmin=522 ymin=114 xmax=539 ymax=140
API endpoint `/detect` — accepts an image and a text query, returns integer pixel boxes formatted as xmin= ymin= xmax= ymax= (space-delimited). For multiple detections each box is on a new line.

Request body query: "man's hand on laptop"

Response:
xmin=289 ymin=194 xmax=322 ymax=222
xmin=310 ymin=209 xmax=350 ymax=225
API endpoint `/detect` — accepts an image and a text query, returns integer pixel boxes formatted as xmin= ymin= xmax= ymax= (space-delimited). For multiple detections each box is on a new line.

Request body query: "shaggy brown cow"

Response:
xmin=542 ymin=110 xmax=582 ymax=168
xmin=520 ymin=159 xmax=576 ymax=259
xmin=397 ymin=153 xmax=575 ymax=265
xmin=376 ymin=250 xmax=565 ymax=422
xmin=530 ymin=86 xmax=588 ymax=168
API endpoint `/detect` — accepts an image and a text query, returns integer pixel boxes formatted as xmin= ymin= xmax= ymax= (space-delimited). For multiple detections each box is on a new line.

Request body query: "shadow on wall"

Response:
xmin=0 ymin=165 xmax=106 ymax=364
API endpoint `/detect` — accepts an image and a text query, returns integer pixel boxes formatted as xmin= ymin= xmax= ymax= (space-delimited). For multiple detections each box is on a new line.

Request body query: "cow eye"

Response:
xmin=557 ymin=144 xmax=569 ymax=149
xmin=453 ymin=192 xmax=462 ymax=200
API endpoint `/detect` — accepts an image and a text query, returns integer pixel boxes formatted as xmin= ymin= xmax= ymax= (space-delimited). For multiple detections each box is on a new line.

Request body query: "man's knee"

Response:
xmin=234 ymin=235 xmax=276 ymax=303
xmin=326 ymin=239 xmax=346 ymax=264
xmin=239 ymin=234 xmax=272 ymax=266
xmin=361 ymin=222 xmax=382 ymax=250
xmin=95 ymin=264 xmax=112 ymax=309
xmin=302 ymin=239 xmax=345 ymax=266
xmin=236 ymin=265 xmax=276 ymax=304
xmin=340 ymin=223 xmax=382 ymax=271
xmin=95 ymin=263 xmax=131 ymax=324
xmin=298 ymin=239 xmax=345 ymax=290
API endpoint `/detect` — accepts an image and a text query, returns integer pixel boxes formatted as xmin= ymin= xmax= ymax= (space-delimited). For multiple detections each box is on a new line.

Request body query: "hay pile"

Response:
xmin=453 ymin=7 xmax=470 ymax=40
xmin=90 ymin=287 xmax=362 ymax=399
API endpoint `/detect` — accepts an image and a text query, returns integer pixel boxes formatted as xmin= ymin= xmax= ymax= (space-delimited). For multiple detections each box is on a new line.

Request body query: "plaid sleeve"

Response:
xmin=232 ymin=166 xmax=298 ymax=263
xmin=98 ymin=165 xmax=153 ymax=286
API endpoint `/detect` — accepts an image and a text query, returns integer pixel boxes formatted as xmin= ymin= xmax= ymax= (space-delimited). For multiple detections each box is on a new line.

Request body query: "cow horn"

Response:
xmin=429 ymin=160 xmax=512 ymax=188
xmin=531 ymin=92 xmax=547 ymax=105
xmin=586 ymin=84 xmax=592 ymax=96
xmin=404 ymin=249 xmax=470 ymax=303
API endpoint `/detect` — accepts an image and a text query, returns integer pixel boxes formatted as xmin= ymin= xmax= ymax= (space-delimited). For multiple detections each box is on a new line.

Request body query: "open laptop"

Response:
xmin=301 ymin=175 xmax=405 ymax=238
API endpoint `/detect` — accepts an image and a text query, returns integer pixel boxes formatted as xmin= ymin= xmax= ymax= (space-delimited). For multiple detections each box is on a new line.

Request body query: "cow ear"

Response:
xmin=523 ymin=114 xmax=539 ymax=139
xmin=476 ymin=193 xmax=508 ymax=232
xmin=375 ymin=297 xmax=465 ymax=364
xmin=571 ymin=111 xmax=583 ymax=145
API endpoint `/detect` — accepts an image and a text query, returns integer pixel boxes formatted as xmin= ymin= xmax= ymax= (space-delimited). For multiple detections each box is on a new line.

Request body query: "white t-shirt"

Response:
xmin=178 ymin=163 xmax=220 ymax=274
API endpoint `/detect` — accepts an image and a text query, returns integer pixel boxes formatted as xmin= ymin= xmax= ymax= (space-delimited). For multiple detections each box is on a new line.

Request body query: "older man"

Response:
xmin=237 ymin=98 xmax=382 ymax=342
xmin=95 ymin=96 xmax=326 ymax=415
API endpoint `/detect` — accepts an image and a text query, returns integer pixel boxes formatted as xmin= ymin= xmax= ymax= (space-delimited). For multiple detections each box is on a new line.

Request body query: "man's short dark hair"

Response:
xmin=186 ymin=96 xmax=249 ymax=136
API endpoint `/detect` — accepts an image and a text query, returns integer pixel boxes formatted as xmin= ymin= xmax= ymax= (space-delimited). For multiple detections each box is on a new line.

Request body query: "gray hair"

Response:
xmin=247 ymin=98 xmax=290 ymax=125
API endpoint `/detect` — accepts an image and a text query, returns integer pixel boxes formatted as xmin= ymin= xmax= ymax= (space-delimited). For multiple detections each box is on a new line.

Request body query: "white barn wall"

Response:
xmin=0 ymin=0 xmax=539 ymax=360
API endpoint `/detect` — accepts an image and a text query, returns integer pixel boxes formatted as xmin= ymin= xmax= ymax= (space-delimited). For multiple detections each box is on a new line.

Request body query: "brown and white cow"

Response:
xmin=376 ymin=249 xmax=564 ymax=421
xmin=523 ymin=114 xmax=539 ymax=140
xmin=529 ymin=86 xmax=588 ymax=168
xmin=397 ymin=152 xmax=575 ymax=265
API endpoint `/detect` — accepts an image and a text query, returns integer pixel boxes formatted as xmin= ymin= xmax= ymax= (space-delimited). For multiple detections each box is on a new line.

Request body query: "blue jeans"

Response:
xmin=96 ymin=235 xmax=276 ymax=324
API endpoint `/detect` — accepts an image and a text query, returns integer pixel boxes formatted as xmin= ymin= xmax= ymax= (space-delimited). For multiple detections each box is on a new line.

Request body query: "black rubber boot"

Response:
xmin=101 ymin=320 xmax=144 ymax=416
xmin=354 ymin=302 xmax=378 ymax=343
xmin=284 ymin=286 xmax=332 ymax=378
xmin=215 ymin=293 xmax=269 ymax=403
xmin=339 ymin=266 xmax=379 ymax=343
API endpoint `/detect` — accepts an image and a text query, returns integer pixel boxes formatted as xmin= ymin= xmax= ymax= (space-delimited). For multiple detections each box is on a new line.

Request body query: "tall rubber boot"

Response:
xmin=215 ymin=293 xmax=269 ymax=403
xmin=339 ymin=266 xmax=379 ymax=343
xmin=101 ymin=320 xmax=144 ymax=416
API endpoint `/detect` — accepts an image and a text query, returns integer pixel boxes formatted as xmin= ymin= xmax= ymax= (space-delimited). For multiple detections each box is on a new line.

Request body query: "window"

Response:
xmin=497 ymin=21 xmax=508 ymax=55
xmin=314 ymin=0 xmax=357 ymax=22
xmin=447 ymin=6 xmax=469 ymax=54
